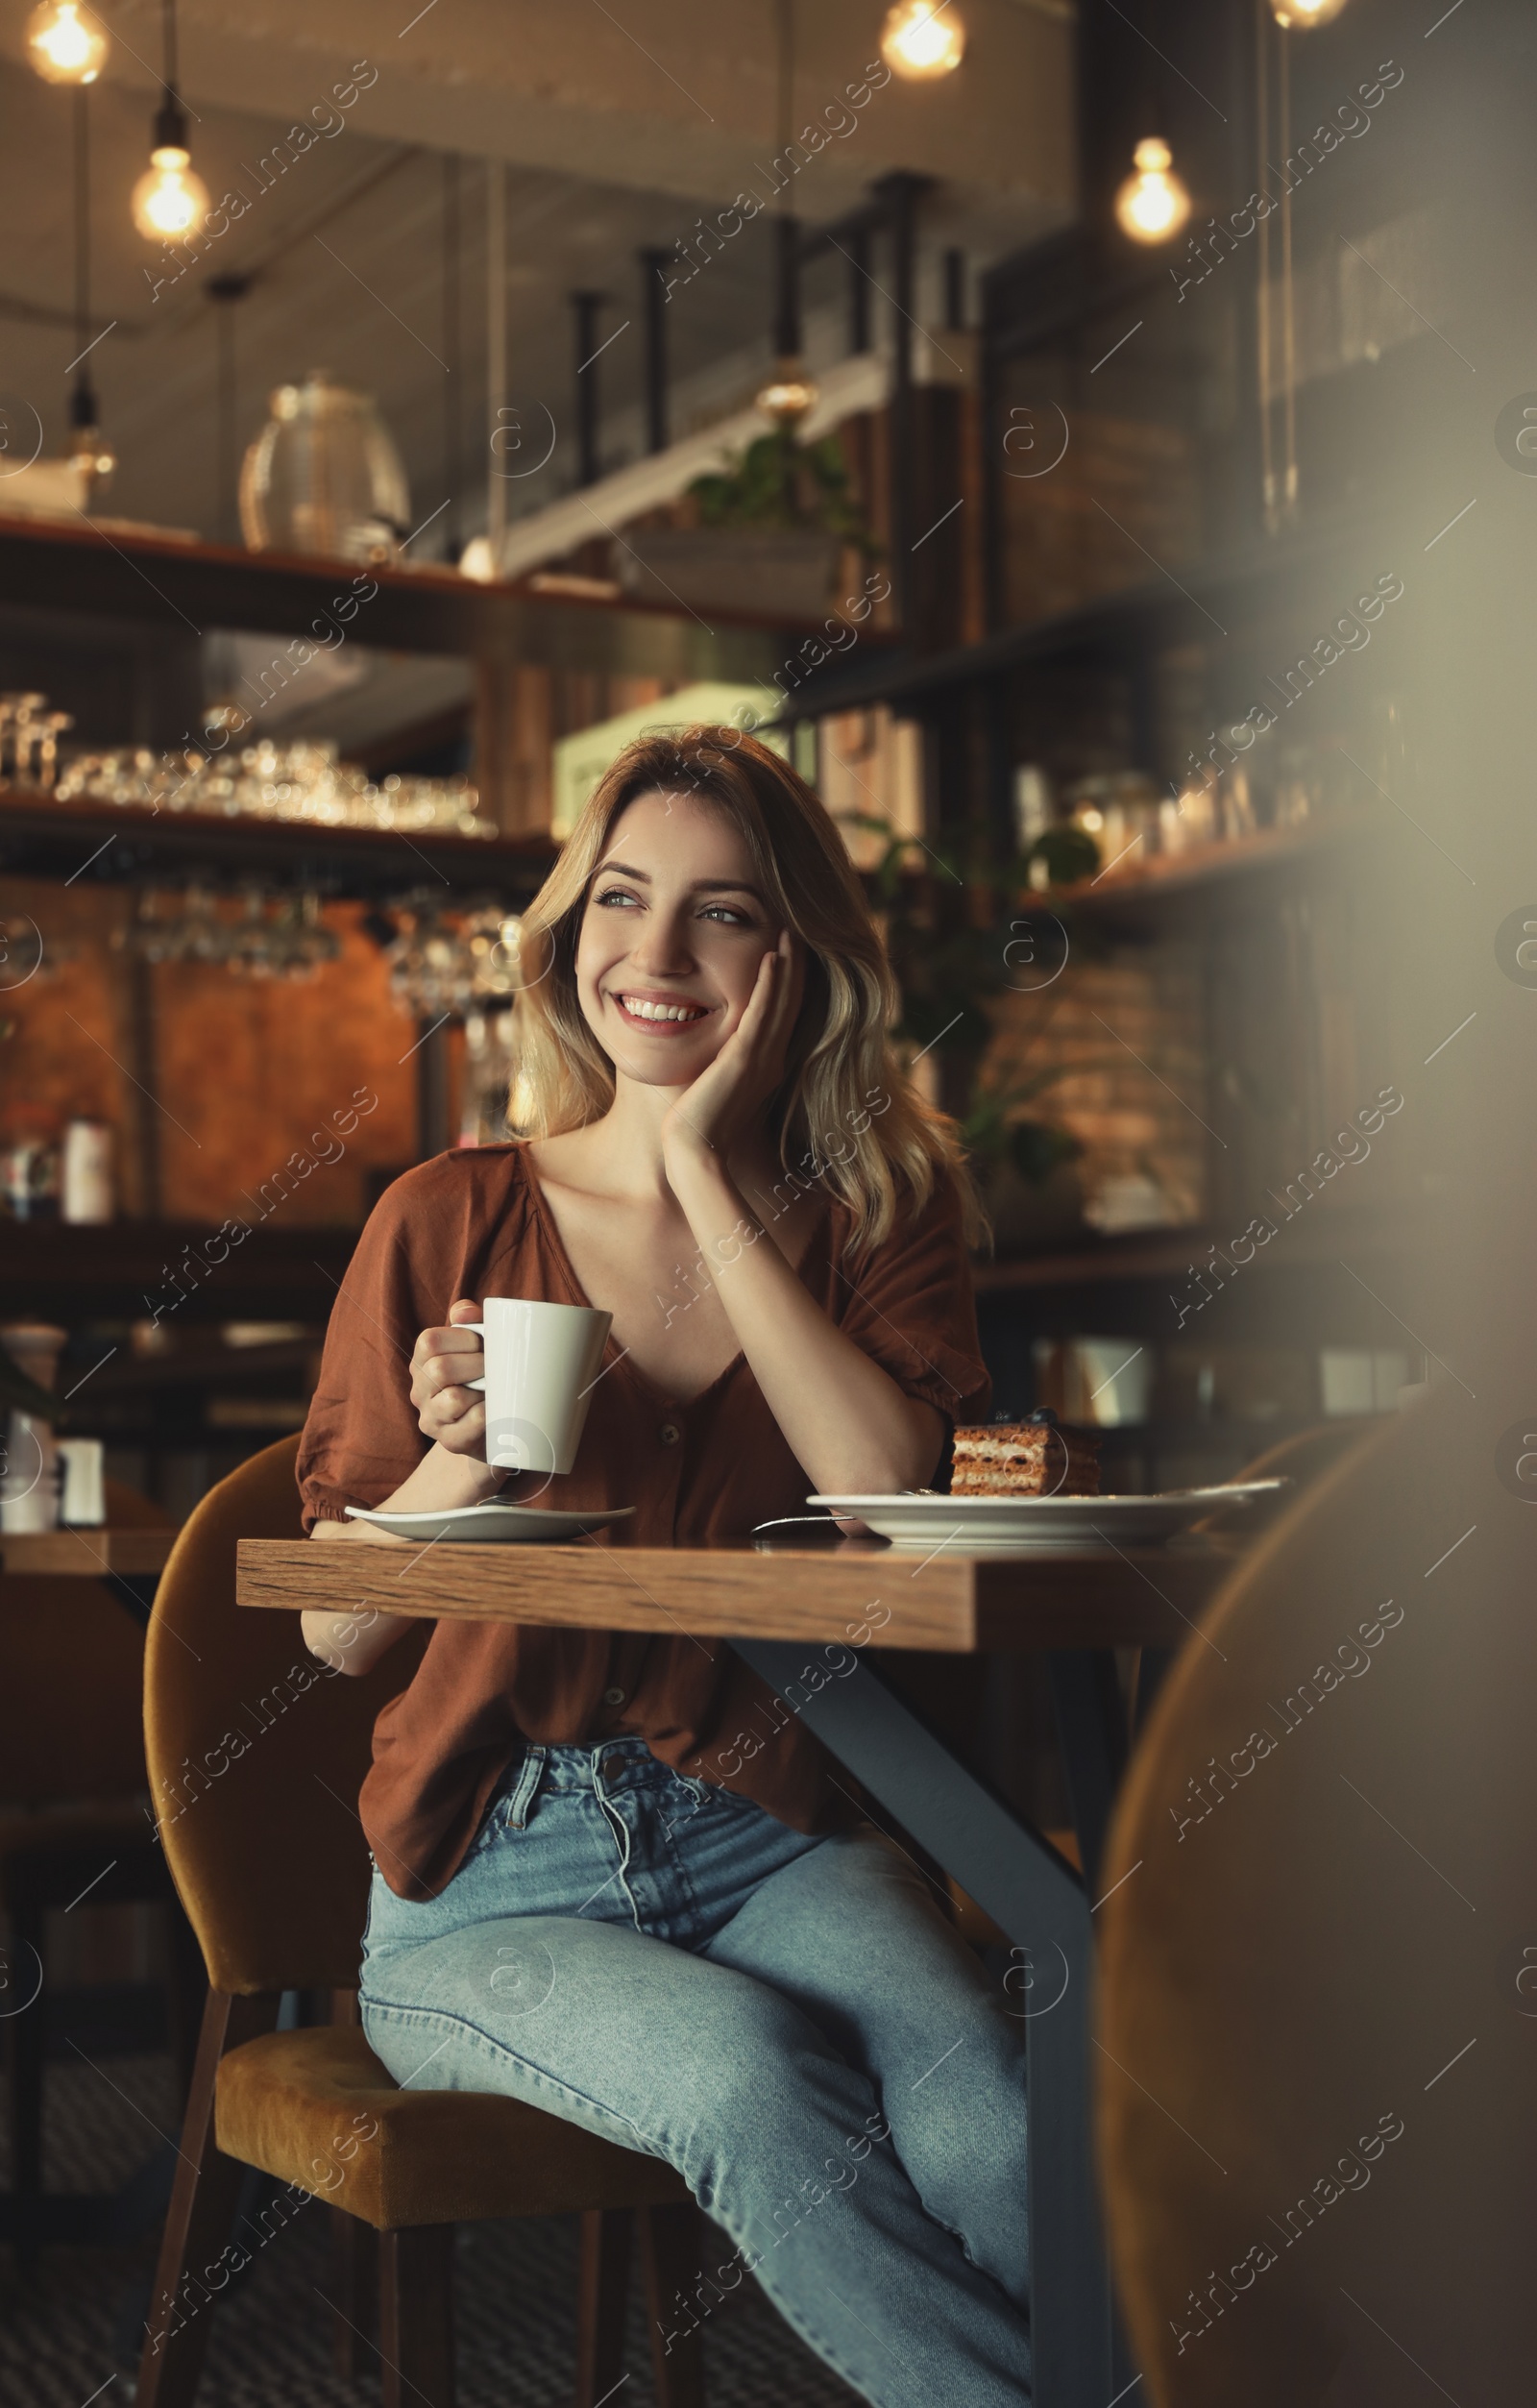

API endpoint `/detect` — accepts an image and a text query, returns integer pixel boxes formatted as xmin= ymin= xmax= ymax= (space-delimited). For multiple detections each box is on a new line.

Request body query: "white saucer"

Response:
xmin=807 ymin=1481 xmax=1288 ymax=1556
xmin=344 ymin=1502 xmax=635 ymax=1544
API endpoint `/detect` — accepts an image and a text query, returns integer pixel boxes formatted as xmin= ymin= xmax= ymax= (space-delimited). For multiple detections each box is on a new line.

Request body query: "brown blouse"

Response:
xmin=297 ymin=1143 xmax=991 ymax=1899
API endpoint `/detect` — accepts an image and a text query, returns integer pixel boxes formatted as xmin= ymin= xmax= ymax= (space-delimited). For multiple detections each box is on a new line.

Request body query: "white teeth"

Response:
xmin=620 ymin=995 xmax=705 ymax=1022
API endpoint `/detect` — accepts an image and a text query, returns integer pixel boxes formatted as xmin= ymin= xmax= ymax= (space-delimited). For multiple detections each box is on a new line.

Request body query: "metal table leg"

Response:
xmin=733 ymin=1638 xmax=1134 ymax=2408
xmin=1047 ymin=1651 xmax=1141 ymax=2401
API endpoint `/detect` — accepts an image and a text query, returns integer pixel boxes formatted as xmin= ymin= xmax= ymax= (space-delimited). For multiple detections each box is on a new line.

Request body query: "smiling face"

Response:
xmin=574 ymin=786 xmax=802 ymax=1084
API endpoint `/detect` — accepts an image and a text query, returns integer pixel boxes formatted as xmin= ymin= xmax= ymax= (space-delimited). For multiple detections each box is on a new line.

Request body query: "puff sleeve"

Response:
xmin=830 ymin=1171 xmax=992 ymax=1443
xmin=295 ymin=1152 xmax=525 ymax=1531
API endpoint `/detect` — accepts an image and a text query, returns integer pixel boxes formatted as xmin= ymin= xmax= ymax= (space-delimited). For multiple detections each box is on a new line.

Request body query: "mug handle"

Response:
xmin=458 ymin=1320 xmax=489 ymax=1393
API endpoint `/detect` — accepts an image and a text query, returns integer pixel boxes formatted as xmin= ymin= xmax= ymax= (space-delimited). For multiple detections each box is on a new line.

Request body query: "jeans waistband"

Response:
xmin=500 ymin=1736 xmax=699 ymax=1826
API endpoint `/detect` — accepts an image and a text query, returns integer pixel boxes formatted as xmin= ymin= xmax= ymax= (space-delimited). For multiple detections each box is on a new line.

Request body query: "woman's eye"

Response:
xmin=592 ymin=889 xmax=752 ymax=926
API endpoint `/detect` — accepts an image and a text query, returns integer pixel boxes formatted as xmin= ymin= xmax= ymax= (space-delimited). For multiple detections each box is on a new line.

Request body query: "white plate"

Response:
xmin=806 ymin=1481 xmax=1289 ymax=1556
xmin=344 ymin=1502 xmax=635 ymax=1544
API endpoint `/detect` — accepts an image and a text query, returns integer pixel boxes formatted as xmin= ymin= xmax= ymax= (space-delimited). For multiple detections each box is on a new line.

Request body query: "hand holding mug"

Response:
xmin=409 ymin=1294 xmax=612 ymax=1479
xmin=409 ymin=1299 xmax=487 ymax=1457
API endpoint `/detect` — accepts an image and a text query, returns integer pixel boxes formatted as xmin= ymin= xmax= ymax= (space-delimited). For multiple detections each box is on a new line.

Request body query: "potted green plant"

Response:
xmin=612 ymin=428 xmax=876 ymax=620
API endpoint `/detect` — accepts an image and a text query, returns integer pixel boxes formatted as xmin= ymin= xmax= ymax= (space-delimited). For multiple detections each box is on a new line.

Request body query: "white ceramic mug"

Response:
xmin=464 ymin=1298 xmax=612 ymax=1476
xmin=1033 ymin=1336 xmax=1151 ymax=1427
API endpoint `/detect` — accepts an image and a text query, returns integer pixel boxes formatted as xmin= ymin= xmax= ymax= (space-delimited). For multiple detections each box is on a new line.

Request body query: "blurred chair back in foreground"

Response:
xmin=1095 ymin=1397 xmax=1533 ymax=2405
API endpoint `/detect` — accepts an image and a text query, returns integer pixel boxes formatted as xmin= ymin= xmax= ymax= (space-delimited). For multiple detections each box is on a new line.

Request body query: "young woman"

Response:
xmin=297 ymin=727 xmax=1032 ymax=2404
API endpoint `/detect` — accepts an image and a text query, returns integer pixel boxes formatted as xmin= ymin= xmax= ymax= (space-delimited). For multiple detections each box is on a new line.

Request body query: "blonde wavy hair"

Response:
xmin=506 ymin=725 xmax=987 ymax=1261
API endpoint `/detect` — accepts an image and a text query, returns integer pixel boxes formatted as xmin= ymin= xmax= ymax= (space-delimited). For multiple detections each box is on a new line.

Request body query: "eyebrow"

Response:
xmin=594 ymin=859 xmax=768 ymax=905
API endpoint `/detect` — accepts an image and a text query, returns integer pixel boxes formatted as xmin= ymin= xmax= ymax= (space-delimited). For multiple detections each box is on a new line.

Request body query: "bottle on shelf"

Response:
xmin=2 ymin=1132 xmax=60 ymax=1220
xmin=61 ymin=1118 xmax=114 ymax=1223
xmin=0 ymin=1320 xmax=67 ymax=1534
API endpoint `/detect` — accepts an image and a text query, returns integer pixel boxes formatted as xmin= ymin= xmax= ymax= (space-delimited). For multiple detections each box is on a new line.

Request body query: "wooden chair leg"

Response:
xmin=378 ymin=2223 xmax=455 ymax=2408
xmin=640 ymin=2200 xmax=707 ymax=2408
xmin=164 ymin=1896 xmax=208 ymax=2114
xmin=5 ymin=1902 xmax=45 ymax=2273
xmin=329 ymin=2207 xmax=379 ymax=2385
xmin=575 ymin=2206 xmax=633 ymax=2408
xmin=135 ymin=1988 xmax=281 ymax=2408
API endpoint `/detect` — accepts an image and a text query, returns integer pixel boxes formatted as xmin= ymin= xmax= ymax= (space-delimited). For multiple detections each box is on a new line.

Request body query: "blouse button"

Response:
xmin=659 ymin=1420 xmax=682 ymax=1446
xmin=602 ymin=1685 xmax=626 ymax=1707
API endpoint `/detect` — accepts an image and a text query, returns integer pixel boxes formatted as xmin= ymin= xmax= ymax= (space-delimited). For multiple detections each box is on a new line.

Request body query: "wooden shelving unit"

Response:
xmin=0 ymin=514 xmax=810 ymax=677
xmin=1023 ymin=815 xmax=1383 ymax=927
xmin=0 ymin=507 xmax=825 ymax=1225
xmin=789 ymin=509 xmax=1390 ymax=721
xmin=969 ymin=1202 xmax=1404 ymax=1298
xmin=0 ymin=784 xmax=555 ymax=897
xmin=0 ymin=1219 xmax=357 ymax=1322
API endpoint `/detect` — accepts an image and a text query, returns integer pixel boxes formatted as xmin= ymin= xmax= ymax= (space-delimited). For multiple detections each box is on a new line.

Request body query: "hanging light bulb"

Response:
xmin=1268 ymin=0 xmax=1348 ymax=24
xmin=26 ymin=2 xmax=109 ymax=84
xmin=755 ymin=67 xmax=819 ymax=425
xmin=879 ymin=0 xmax=965 ymax=80
xmin=69 ymin=392 xmax=117 ymax=488
xmin=131 ymin=0 xmax=208 ymax=242
xmin=1114 ymin=137 xmax=1192 ymax=244
xmin=132 ymin=142 xmax=209 ymax=239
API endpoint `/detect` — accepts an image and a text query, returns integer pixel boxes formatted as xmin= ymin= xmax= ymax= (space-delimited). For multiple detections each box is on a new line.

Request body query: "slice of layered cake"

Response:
xmin=950 ymin=1412 xmax=1101 ymax=1497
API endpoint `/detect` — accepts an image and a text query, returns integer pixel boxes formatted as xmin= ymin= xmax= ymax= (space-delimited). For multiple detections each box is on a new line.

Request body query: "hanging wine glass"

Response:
xmin=182 ymin=883 xmax=230 ymax=966
xmin=229 ymin=885 xmax=275 ymax=978
xmin=294 ymin=891 xmax=341 ymax=975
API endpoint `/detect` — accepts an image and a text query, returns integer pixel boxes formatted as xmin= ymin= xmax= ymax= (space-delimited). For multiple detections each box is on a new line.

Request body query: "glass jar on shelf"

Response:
xmin=1271 ymin=742 xmax=1319 ymax=829
xmin=1063 ymin=769 xmax=1163 ymax=878
xmin=1161 ymin=779 xmax=1218 ymax=853
xmin=1219 ymin=763 xmax=1256 ymax=841
xmin=2 ymin=1134 xmax=60 ymax=1220
xmin=1012 ymin=764 xmax=1054 ymax=854
xmin=239 ymin=372 xmax=410 ymax=565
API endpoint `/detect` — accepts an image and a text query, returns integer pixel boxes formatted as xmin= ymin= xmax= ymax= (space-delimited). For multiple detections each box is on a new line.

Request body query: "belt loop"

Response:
xmin=504 ymin=1744 xmax=547 ymax=1831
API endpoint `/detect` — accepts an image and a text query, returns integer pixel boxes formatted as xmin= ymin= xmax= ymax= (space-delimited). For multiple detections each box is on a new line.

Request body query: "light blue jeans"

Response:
xmin=359 ymin=1734 xmax=1032 ymax=2406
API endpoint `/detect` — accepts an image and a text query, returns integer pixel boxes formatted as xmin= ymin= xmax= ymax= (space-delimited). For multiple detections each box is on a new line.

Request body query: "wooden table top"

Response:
xmin=0 ymin=1526 xmax=177 ymax=1576
xmin=235 ymin=1534 xmax=1245 ymax=1653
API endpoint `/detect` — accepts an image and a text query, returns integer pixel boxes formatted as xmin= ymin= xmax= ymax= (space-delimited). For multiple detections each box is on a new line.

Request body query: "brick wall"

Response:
xmin=984 ymin=936 xmax=1209 ymax=1228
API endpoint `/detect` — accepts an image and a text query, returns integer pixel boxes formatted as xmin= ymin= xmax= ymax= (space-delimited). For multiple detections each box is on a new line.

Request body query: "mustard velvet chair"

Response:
xmin=1193 ymin=1417 xmax=1378 ymax=1529
xmin=136 ymin=1435 xmax=704 ymax=2408
xmin=0 ymin=1479 xmax=203 ymax=2269
xmin=1092 ymin=1399 xmax=1522 ymax=2405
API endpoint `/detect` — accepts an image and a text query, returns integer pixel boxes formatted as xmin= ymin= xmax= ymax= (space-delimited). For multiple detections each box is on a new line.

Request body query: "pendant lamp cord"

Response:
xmin=442 ymin=153 xmax=462 ymax=555
xmin=74 ymin=86 xmax=89 ymax=363
xmin=1256 ymin=0 xmax=1275 ymax=530
xmin=771 ymin=0 xmax=801 ymax=388
xmin=775 ymin=0 xmax=793 ymax=164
